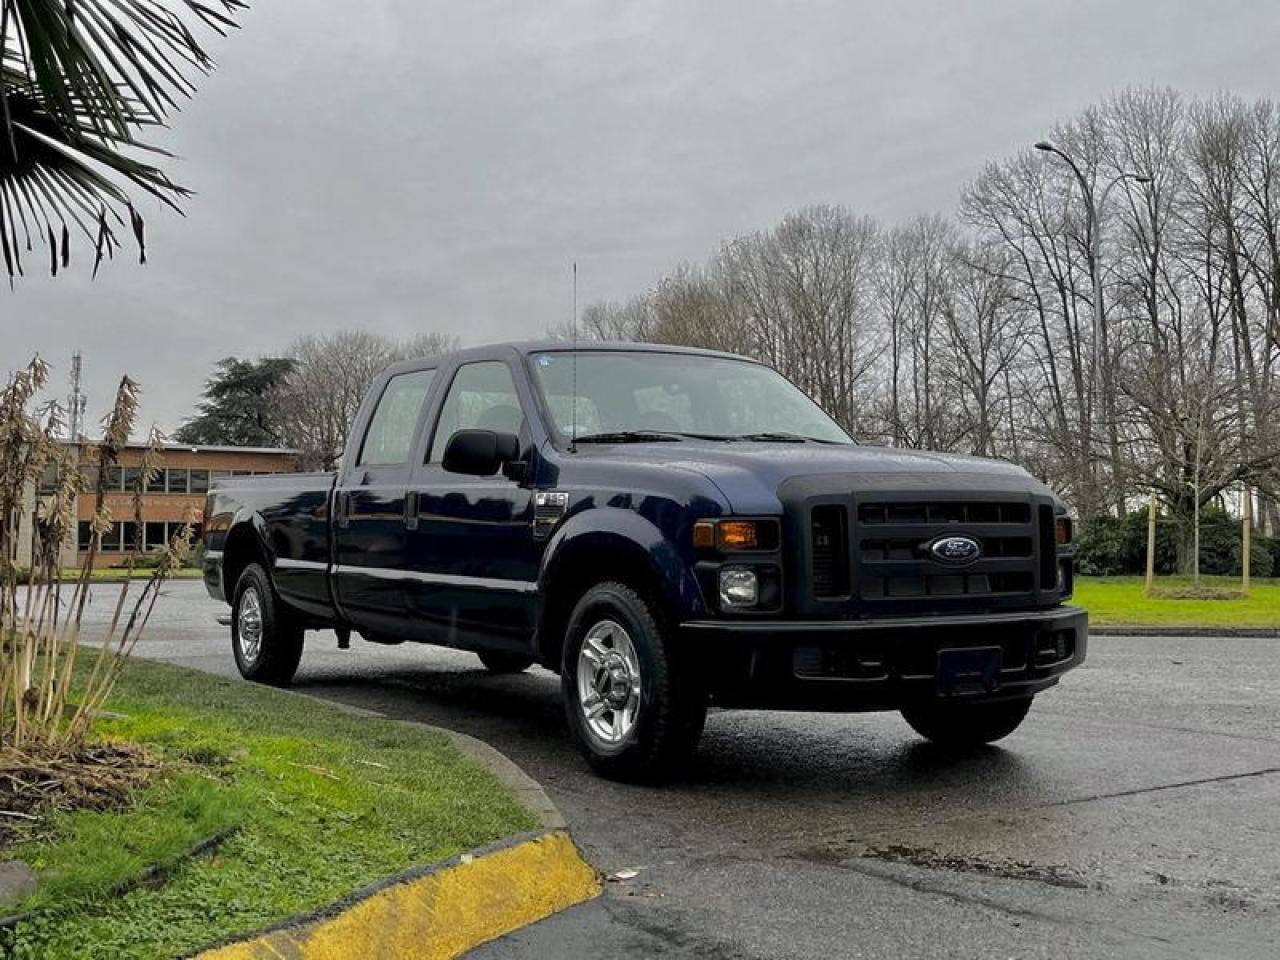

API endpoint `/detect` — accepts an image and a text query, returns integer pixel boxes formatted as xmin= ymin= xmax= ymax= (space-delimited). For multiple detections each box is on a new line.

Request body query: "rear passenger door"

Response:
xmin=333 ymin=367 xmax=438 ymax=639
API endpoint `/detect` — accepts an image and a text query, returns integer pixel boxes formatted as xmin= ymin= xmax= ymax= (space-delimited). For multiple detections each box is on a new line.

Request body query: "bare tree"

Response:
xmin=283 ymin=330 xmax=456 ymax=469
xmin=573 ymin=87 xmax=1280 ymax=573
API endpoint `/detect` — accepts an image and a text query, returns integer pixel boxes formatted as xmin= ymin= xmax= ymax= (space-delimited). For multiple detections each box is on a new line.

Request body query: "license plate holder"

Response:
xmin=937 ymin=646 xmax=1002 ymax=696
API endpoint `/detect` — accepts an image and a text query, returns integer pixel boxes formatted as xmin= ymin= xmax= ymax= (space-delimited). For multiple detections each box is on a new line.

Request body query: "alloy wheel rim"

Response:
xmin=237 ymin=587 xmax=264 ymax=664
xmin=576 ymin=619 xmax=642 ymax=745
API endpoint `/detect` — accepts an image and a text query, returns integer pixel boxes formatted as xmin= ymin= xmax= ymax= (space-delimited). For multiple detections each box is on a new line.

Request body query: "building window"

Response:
xmin=78 ymin=521 xmax=94 ymax=551
xmin=189 ymin=470 xmax=210 ymax=494
xmin=145 ymin=522 xmax=167 ymax=551
xmin=167 ymin=469 xmax=190 ymax=494
xmin=38 ymin=463 xmax=60 ymax=495
xmin=146 ymin=469 xmax=167 ymax=494
xmin=101 ymin=465 xmax=123 ymax=492
xmin=100 ymin=523 xmax=122 ymax=552
xmin=122 ymin=467 xmax=141 ymax=494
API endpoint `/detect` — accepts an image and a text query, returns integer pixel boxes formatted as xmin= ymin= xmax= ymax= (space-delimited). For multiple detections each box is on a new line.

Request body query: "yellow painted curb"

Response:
xmin=195 ymin=831 xmax=600 ymax=960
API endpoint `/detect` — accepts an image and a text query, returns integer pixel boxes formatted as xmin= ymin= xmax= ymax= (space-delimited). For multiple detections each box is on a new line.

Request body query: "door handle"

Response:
xmin=335 ymin=491 xmax=351 ymax=529
xmin=404 ymin=491 xmax=419 ymax=531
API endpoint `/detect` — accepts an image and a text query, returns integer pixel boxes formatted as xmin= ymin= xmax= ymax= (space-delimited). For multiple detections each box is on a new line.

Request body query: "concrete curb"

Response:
xmin=194 ymin=830 xmax=599 ymax=960
xmin=182 ymin=681 xmax=596 ymax=958
xmin=1091 ymin=625 xmax=1280 ymax=638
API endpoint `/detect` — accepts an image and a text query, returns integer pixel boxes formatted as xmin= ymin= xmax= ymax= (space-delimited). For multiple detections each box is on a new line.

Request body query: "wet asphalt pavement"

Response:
xmin=79 ymin=581 xmax=1279 ymax=959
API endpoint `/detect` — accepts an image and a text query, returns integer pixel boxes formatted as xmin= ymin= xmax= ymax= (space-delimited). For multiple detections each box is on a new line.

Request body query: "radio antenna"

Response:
xmin=570 ymin=261 xmax=579 ymax=453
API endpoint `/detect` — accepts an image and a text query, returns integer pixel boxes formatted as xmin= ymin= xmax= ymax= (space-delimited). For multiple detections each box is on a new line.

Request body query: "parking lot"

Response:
xmin=85 ymin=580 xmax=1280 ymax=959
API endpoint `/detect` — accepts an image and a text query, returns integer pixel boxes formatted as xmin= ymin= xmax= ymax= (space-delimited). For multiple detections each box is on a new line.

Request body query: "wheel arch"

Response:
xmin=221 ymin=514 xmax=270 ymax=600
xmin=535 ymin=509 xmax=706 ymax=670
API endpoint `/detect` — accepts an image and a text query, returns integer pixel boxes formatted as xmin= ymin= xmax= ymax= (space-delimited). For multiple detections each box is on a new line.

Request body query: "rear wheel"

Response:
xmin=231 ymin=563 xmax=304 ymax=686
xmin=901 ymin=696 xmax=1033 ymax=747
xmin=477 ymin=650 xmax=535 ymax=674
xmin=561 ymin=581 xmax=706 ymax=781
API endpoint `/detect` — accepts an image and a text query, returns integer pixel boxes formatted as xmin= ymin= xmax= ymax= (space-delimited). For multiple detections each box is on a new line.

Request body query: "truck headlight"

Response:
xmin=719 ymin=566 xmax=759 ymax=607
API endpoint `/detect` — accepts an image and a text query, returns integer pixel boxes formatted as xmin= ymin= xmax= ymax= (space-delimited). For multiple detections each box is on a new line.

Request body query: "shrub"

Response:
xmin=1073 ymin=506 xmax=1268 ymax=577
xmin=1075 ymin=510 xmax=1175 ymax=576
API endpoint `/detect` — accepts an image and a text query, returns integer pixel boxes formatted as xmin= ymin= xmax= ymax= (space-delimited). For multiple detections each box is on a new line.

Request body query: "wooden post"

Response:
xmin=1145 ymin=493 xmax=1157 ymax=595
xmin=1243 ymin=487 xmax=1252 ymax=596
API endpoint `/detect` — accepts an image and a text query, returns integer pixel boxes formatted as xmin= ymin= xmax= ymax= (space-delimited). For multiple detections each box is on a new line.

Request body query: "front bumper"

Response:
xmin=681 ymin=605 xmax=1087 ymax=711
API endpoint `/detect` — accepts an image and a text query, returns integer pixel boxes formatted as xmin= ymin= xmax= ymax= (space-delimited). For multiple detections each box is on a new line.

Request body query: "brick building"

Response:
xmin=20 ymin=442 xmax=299 ymax=569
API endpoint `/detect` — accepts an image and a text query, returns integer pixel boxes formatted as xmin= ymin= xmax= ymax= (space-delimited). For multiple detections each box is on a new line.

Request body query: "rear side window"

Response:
xmin=358 ymin=369 xmax=436 ymax=466
xmin=428 ymin=361 xmax=524 ymax=462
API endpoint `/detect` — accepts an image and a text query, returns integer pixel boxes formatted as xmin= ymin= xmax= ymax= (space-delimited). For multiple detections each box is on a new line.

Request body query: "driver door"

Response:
xmin=403 ymin=359 xmax=541 ymax=651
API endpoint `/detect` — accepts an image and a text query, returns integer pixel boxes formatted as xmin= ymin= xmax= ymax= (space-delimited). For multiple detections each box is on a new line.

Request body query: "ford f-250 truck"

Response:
xmin=203 ymin=341 xmax=1086 ymax=779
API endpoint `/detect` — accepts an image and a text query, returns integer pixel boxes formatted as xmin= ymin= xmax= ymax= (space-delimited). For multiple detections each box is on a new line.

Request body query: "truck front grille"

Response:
xmin=798 ymin=494 xmax=1052 ymax=614
xmin=854 ymin=496 xmax=1039 ymax=609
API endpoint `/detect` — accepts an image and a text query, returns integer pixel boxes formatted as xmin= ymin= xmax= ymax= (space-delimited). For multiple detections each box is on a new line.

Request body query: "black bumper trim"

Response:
xmin=680 ymin=605 xmax=1087 ymax=712
xmin=681 ymin=605 xmax=1086 ymax=635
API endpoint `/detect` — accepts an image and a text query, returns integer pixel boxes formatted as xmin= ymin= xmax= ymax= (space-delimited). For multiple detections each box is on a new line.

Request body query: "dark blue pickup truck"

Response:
xmin=203 ymin=341 xmax=1086 ymax=779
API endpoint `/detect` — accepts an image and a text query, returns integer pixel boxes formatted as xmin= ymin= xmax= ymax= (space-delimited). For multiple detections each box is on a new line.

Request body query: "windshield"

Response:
xmin=529 ymin=350 xmax=852 ymax=444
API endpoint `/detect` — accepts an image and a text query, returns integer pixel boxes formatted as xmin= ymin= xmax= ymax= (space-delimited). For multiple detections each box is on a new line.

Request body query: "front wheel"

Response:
xmin=231 ymin=563 xmax=304 ymax=686
xmin=561 ymin=581 xmax=707 ymax=781
xmin=901 ymin=696 xmax=1033 ymax=747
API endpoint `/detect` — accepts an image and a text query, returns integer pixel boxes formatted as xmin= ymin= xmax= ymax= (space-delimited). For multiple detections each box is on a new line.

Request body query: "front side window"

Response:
xmin=358 ymin=369 xmax=436 ymax=466
xmin=530 ymin=350 xmax=851 ymax=444
xmin=428 ymin=362 xmax=525 ymax=462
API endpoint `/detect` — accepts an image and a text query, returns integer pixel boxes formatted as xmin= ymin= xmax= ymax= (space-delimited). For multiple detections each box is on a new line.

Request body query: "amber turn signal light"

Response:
xmin=718 ymin=521 xmax=760 ymax=550
xmin=692 ymin=521 xmax=716 ymax=549
xmin=694 ymin=519 xmax=779 ymax=552
xmin=1055 ymin=516 xmax=1073 ymax=545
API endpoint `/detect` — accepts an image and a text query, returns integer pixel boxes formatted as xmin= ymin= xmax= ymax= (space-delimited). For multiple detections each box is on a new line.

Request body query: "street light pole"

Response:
xmin=1035 ymin=140 xmax=1151 ymax=512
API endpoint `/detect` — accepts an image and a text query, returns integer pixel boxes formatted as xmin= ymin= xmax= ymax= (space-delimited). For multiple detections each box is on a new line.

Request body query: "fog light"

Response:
xmin=719 ymin=566 xmax=759 ymax=607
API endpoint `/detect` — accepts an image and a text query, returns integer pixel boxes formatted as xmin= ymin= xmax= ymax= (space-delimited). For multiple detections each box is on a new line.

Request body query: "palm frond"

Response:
xmin=0 ymin=0 xmax=245 ymax=282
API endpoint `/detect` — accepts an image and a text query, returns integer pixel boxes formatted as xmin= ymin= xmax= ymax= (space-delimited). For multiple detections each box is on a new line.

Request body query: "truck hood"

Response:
xmin=578 ymin=441 xmax=1053 ymax=514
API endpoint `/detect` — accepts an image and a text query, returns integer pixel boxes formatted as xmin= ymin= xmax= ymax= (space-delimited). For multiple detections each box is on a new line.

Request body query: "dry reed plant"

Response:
xmin=0 ymin=358 xmax=191 ymax=759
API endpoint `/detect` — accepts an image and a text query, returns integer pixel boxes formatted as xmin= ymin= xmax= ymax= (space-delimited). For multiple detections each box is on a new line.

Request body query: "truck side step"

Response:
xmin=216 ymin=614 xmax=232 ymax=627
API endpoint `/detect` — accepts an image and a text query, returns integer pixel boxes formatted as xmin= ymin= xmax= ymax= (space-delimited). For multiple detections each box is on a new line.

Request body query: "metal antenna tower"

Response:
xmin=67 ymin=352 xmax=87 ymax=442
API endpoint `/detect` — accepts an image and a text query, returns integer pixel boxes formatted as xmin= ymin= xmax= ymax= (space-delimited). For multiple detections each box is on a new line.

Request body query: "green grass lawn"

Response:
xmin=1074 ymin=575 xmax=1280 ymax=628
xmin=61 ymin=567 xmax=205 ymax=581
xmin=0 ymin=657 xmax=537 ymax=960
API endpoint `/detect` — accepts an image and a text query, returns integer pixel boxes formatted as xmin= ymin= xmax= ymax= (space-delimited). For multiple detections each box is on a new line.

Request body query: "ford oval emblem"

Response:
xmin=929 ymin=535 xmax=982 ymax=566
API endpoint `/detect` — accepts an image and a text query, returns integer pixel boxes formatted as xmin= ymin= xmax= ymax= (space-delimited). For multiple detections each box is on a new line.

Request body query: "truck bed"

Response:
xmin=203 ymin=471 xmax=338 ymax=620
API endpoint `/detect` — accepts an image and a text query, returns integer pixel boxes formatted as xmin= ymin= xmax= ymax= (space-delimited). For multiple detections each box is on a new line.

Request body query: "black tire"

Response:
xmin=477 ymin=650 xmax=535 ymax=674
xmin=230 ymin=562 xmax=304 ymax=686
xmin=901 ymin=696 xmax=1033 ymax=747
xmin=561 ymin=581 xmax=707 ymax=781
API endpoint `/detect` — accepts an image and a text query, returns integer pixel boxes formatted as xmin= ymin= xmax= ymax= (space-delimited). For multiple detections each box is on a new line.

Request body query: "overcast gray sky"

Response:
xmin=6 ymin=0 xmax=1277 ymax=434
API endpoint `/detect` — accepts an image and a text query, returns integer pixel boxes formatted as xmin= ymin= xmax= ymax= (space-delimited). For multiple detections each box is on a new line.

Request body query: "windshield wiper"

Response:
xmin=573 ymin=431 xmax=684 ymax=444
xmin=731 ymin=431 xmax=838 ymax=444
xmin=574 ymin=430 xmax=741 ymax=444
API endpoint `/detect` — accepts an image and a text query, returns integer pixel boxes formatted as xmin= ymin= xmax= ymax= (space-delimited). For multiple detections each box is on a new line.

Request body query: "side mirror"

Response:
xmin=442 ymin=429 xmax=520 ymax=476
